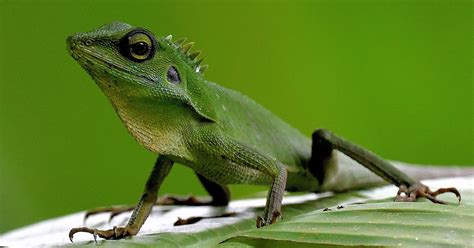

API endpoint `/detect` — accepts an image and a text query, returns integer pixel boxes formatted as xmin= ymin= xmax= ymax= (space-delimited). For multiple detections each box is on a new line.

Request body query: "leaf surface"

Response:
xmin=0 ymin=177 xmax=472 ymax=247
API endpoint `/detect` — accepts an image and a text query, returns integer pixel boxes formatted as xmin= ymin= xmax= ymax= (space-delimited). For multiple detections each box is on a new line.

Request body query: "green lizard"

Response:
xmin=66 ymin=22 xmax=468 ymax=241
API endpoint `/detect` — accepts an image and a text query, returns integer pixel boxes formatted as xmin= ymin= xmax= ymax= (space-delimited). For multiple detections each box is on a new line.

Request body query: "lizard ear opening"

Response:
xmin=119 ymin=29 xmax=157 ymax=62
xmin=166 ymin=66 xmax=181 ymax=84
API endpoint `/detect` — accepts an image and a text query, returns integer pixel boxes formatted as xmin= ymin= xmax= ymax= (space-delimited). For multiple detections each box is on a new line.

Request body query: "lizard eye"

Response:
xmin=166 ymin=66 xmax=181 ymax=84
xmin=119 ymin=29 xmax=156 ymax=62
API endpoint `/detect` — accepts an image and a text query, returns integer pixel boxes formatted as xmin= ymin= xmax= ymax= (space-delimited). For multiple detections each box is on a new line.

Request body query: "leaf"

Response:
xmin=220 ymin=202 xmax=474 ymax=247
xmin=0 ymin=177 xmax=472 ymax=247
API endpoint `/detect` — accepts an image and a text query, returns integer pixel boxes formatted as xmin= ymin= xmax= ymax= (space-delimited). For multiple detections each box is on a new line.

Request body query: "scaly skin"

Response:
xmin=66 ymin=22 xmax=463 ymax=241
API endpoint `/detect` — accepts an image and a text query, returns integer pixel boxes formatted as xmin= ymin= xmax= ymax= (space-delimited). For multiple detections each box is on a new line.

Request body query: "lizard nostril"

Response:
xmin=66 ymin=36 xmax=77 ymax=52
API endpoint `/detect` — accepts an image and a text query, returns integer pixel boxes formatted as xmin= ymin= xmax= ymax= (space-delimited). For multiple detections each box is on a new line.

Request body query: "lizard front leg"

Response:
xmin=257 ymin=167 xmax=287 ymax=227
xmin=69 ymin=156 xmax=173 ymax=242
xmin=190 ymin=128 xmax=288 ymax=228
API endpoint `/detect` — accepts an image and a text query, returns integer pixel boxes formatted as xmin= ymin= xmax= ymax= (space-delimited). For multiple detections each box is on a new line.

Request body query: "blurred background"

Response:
xmin=0 ymin=0 xmax=472 ymax=233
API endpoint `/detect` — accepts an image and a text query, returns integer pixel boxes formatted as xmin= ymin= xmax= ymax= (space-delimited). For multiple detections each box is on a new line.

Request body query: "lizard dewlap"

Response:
xmin=66 ymin=21 xmax=469 ymax=241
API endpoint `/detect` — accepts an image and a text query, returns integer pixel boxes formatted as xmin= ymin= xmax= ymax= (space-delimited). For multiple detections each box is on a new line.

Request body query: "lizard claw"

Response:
xmin=256 ymin=211 xmax=281 ymax=228
xmin=395 ymin=183 xmax=461 ymax=204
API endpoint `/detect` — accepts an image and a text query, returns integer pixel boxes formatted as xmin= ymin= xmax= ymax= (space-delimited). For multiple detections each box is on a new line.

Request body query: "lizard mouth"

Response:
xmin=69 ymin=45 xmax=155 ymax=85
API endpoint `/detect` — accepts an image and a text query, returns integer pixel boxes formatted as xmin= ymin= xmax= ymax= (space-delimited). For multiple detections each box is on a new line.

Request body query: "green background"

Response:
xmin=0 ymin=0 xmax=472 ymax=233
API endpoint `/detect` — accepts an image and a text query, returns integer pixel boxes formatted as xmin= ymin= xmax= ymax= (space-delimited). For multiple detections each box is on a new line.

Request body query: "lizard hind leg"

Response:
xmin=81 ymin=193 xmax=214 ymax=224
xmin=171 ymin=173 xmax=235 ymax=226
xmin=84 ymin=206 xmax=135 ymax=224
xmin=309 ymin=128 xmax=462 ymax=204
xmin=83 ymin=172 xmax=231 ymax=223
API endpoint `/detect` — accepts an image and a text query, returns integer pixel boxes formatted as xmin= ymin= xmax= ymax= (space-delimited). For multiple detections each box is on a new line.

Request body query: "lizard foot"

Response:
xmin=256 ymin=211 xmax=281 ymax=228
xmin=84 ymin=206 xmax=134 ymax=223
xmin=83 ymin=195 xmax=212 ymax=223
xmin=174 ymin=212 xmax=237 ymax=226
xmin=69 ymin=225 xmax=138 ymax=242
xmin=156 ymin=195 xmax=212 ymax=206
xmin=394 ymin=183 xmax=461 ymax=204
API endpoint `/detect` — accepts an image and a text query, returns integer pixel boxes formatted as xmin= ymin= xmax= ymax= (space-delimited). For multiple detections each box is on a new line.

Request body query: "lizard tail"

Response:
xmin=320 ymin=151 xmax=474 ymax=192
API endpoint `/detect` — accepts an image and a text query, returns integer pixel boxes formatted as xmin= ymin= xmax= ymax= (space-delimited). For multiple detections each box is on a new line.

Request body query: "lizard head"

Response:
xmin=66 ymin=21 xmax=215 ymax=122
